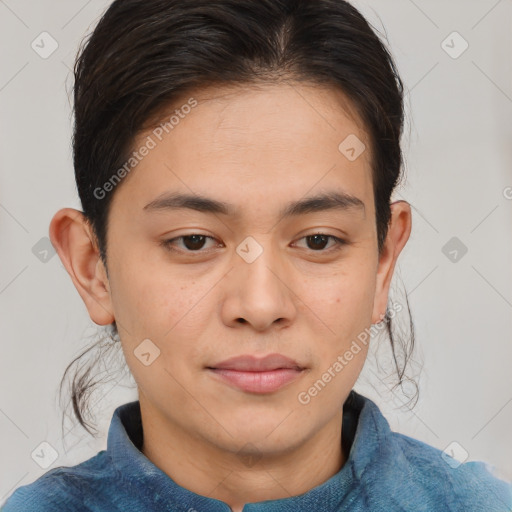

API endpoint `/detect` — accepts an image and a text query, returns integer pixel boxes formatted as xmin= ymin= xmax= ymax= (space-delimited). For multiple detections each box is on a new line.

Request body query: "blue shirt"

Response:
xmin=2 ymin=391 xmax=511 ymax=511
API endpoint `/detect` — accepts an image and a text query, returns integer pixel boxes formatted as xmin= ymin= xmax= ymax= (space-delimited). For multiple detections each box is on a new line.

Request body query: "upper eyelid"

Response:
xmin=162 ymin=233 xmax=345 ymax=251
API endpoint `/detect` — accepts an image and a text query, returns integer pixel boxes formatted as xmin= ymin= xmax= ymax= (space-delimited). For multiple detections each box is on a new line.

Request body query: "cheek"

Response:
xmin=110 ymin=259 xmax=217 ymax=371
xmin=294 ymin=269 xmax=376 ymax=391
xmin=110 ymin=253 xmax=201 ymax=329
xmin=302 ymin=265 xmax=376 ymax=335
xmin=113 ymin=273 xmax=210 ymax=396
xmin=296 ymin=275 xmax=374 ymax=410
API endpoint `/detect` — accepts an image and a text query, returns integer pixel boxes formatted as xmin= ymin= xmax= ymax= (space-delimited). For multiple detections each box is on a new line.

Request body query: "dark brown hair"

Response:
xmin=60 ymin=0 xmax=416 ymax=436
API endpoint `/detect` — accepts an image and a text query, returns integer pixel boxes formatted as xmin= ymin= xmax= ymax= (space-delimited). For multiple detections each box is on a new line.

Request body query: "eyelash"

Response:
xmin=160 ymin=233 xmax=347 ymax=255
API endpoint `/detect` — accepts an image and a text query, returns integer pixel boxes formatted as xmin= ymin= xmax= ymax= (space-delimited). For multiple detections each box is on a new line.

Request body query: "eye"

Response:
xmin=160 ymin=232 xmax=346 ymax=255
xmin=293 ymin=233 xmax=346 ymax=252
xmin=160 ymin=234 xmax=221 ymax=253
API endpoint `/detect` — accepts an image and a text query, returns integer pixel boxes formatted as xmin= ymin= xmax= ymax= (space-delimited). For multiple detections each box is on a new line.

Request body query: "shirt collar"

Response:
xmin=107 ymin=390 xmax=390 ymax=511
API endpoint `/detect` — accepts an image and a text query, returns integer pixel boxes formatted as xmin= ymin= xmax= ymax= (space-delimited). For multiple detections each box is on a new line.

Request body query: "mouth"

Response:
xmin=206 ymin=353 xmax=306 ymax=394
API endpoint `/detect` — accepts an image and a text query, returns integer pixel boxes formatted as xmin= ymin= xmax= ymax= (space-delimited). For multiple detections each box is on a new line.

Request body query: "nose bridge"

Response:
xmin=236 ymin=234 xmax=283 ymax=295
xmin=229 ymin=234 xmax=295 ymax=328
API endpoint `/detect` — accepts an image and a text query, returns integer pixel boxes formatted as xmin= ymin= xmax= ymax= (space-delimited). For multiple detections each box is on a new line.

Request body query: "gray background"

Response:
xmin=1 ymin=0 xmax=511 ymax=504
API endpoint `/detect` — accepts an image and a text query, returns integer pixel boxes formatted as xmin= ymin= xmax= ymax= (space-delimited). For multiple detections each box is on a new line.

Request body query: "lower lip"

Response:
xmin=208 ymin=368 xmax=304 ymax=393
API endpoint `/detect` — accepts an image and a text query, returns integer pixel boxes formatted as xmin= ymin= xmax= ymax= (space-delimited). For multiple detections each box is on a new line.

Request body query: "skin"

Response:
xmin=50 ymin=82 xmax=411 ymax=512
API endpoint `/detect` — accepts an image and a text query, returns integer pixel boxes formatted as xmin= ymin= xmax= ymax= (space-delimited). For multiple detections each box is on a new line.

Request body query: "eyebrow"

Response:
xmin=143 ymin=190 xmax=365 ymax=218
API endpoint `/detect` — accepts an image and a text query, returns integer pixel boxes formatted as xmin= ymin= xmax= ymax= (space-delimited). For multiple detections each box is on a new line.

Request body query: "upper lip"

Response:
xmin=208 ymin=353 xmax=304 ymax=371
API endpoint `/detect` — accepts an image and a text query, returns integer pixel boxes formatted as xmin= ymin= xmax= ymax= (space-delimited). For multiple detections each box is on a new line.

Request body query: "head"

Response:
xmin=51 ymin=0 xmax=413 ymax=455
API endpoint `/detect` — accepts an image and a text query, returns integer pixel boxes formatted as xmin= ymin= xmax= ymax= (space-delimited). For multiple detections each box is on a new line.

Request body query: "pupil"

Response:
xmin=308 ymin=234 xmax=328 ymax=250
xmin=182 ymin=235 xmax=328 ymax=251
xmin=184 ymin=235 xmax=205 ymax=250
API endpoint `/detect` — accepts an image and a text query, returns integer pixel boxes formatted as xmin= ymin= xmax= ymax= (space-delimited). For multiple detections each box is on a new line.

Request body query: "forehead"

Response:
xmin=111 ymin=81 xmax=374 ymax=218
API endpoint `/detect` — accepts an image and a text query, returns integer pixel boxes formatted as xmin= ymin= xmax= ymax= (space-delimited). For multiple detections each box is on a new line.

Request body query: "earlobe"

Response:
xmin=371 ymin=200 xmax=412 ymax=324
xmin=49 ymin=208 xmax=115 ymax=326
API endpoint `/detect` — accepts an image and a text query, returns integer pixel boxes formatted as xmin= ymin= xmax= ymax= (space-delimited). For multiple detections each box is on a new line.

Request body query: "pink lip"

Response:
xmin=207 ymin=353 xmax=305 ymax=394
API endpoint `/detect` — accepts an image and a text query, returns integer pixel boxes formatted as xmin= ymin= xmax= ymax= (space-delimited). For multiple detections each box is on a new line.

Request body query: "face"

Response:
xmin=52 ymin=82 xmax=411 ymax=458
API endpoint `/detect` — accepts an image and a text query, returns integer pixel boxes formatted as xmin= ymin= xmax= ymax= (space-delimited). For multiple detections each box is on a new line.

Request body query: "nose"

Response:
xmin=220 ymin=239 xmax=297 ymax=332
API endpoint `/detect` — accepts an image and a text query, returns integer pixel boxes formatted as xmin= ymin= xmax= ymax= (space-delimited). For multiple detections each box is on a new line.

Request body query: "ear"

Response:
xmin=49 ymin=208 xmax=114 ymax=325
xmin=371 ymin=200 xmax=412 ymax=324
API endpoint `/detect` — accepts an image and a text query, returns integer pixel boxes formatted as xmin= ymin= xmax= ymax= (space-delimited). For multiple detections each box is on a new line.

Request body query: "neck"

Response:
xmin=139 ymin=399 xmax=345 ymax=512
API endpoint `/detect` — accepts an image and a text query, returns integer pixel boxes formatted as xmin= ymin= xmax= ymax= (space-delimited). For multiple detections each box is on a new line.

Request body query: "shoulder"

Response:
xmin=1 ymin=451 xmax=113 ymax=512
xmin=351 ymin=393 xmax=512 ymax=511
xmin=388 ymin=431 xmax=512 ymax=511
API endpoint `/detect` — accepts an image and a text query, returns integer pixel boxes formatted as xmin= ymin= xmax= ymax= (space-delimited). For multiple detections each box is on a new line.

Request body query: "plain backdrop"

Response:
xmin=1 ymin=0 xmax=511 ymax=504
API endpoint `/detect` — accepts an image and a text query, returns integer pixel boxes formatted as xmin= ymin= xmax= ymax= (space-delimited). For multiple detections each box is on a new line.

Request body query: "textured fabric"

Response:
xmin=2 ymin=391 xmax=511 ymax=511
